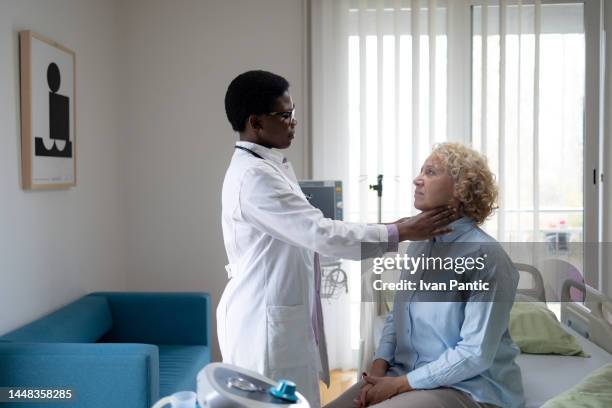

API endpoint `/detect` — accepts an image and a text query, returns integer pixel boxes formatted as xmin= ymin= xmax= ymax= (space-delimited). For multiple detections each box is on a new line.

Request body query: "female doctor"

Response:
xmin=218 ymin=70 xmax=456 ymax=408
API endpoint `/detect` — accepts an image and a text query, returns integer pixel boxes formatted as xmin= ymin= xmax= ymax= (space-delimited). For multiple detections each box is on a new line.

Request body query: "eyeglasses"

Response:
xmin=266 ymin=104 xmax=296 ymax=122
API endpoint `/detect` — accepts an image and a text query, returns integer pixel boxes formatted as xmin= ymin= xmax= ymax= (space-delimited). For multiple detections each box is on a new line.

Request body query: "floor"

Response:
xmin=320 ymin=370 xmax=358 ymax=406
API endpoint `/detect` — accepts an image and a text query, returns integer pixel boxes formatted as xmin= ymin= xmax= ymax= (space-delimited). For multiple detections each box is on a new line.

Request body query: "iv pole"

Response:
xmin=369 ymin=174 xmax=386 ymax=315
xmin=369 ymin=174 xmax=383 ymax=223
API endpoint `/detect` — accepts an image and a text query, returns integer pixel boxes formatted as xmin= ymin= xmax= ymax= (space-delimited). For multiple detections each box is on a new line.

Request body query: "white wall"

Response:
xmin=0 ymin=0 xmax=308 ymax=361
xmin=118 ymin=0 xmax=308 ymax=360
xmin=0 ymin=0 xmax=126 ymax=334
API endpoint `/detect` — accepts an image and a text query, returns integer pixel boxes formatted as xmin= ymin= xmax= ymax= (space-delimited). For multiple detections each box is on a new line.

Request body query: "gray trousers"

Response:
xmin=324 ymin=381 xmax=495 ymax=408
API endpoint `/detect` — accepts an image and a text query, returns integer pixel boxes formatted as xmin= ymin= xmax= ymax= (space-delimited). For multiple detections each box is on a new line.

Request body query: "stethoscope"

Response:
xmin=235 ymin=145 xmax=308 ymax=199
xmin=234 ymin=145 xmax=264 ymax=159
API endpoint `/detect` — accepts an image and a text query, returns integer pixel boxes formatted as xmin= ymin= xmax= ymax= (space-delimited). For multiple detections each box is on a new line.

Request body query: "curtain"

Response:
xmin=472 ymin=0 xmax=585 ymax=244
xmin=312 ymin=0 xmax=459 ymax=372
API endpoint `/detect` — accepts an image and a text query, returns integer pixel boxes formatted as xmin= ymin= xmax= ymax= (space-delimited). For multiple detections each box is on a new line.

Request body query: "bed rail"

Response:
xmin=514 ymin=263 xmax=547 ymax=302
xmin=561 ymin=280 xmax=612 ymax=354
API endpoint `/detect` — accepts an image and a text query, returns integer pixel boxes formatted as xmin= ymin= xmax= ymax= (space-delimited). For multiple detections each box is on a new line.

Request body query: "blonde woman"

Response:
xmin=326 ymin=143 xmax=525 ymax=408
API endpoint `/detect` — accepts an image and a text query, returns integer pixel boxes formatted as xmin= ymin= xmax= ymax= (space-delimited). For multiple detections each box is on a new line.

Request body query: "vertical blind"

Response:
xmin=313 ymin=0 xmax=450 ymax=226
xmin=472 ymin=1 xmax=584 ymax=242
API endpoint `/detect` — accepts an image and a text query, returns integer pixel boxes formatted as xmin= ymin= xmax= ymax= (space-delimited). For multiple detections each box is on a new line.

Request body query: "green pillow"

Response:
xmin=509 ymin=301 xmax=588 ymax=356
xmin=541 ymin=363 xmax=612 ymax=407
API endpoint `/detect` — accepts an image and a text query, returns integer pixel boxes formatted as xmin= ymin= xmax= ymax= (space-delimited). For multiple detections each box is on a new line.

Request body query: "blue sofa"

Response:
xmin=0 ymin=292 xmax=211 ymax=408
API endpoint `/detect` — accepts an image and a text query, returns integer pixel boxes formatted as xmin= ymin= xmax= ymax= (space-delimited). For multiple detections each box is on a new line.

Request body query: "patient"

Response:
xmin=326 ymin=143 xmax=525 ymax=408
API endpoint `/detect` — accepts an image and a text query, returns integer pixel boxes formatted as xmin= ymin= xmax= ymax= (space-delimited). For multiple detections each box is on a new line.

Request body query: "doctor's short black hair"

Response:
xmin=225 ymin=70 xmax=290 ymax=132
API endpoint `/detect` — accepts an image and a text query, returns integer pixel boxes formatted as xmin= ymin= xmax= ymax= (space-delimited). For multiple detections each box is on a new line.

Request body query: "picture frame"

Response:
xmin=20 ymin=30 xmax=76 ymax=190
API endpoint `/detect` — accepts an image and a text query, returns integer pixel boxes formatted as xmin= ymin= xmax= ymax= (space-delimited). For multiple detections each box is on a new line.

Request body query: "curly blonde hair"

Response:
xmin=431 ymin=142 xmax=498 ymax=224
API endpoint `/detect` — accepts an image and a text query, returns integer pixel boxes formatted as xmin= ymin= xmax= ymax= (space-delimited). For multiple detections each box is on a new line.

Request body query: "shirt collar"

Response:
xmin=235 ymin=141 xmax=287 ymax=165
xmin=434 ymin=216 xmax=477 ymax=243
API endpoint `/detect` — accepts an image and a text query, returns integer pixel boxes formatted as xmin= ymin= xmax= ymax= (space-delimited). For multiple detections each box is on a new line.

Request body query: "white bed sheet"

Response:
xmin=516 ymin=324 xmax=612 ymax=408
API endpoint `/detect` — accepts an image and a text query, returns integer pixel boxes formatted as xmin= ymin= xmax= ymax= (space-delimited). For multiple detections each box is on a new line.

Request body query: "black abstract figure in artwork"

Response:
xmin=35 ymin=62 xmax=72 ymax=158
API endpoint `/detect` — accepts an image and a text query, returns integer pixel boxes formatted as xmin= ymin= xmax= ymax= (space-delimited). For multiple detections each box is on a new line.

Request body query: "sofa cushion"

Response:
xmin=0 ymin=296 xmax=112 ymax=343
xmin=96 ymin=292 xmax=210 ymax=345
xmin=158 ymin=345 xmax=211 ymax=397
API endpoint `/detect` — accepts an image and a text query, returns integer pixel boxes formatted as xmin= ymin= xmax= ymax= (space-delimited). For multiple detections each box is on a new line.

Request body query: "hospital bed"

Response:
xmin=514 ymin=265 xmax=612 ymax=408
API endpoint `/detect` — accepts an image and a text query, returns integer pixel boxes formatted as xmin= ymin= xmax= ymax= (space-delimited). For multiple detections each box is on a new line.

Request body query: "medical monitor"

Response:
xmin=298 ymin=180 xmax=343 ymax=221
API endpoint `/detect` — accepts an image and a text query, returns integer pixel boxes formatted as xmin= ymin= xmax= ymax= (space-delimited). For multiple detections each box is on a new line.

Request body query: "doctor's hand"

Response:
xmin=395 ymin=206 xmax=457 ymax=241
xmin=360 ymin=374 xmax=412 ymax=406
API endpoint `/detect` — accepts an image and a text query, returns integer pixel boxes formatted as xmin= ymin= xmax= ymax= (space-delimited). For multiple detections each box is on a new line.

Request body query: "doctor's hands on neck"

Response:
xmin=394 ymin=206 xmax=458 ymax=241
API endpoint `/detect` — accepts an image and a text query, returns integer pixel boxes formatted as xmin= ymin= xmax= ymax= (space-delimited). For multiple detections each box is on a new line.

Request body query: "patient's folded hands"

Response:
xmin=355 ymin=382 xmax=373 ymax=408
xmin=356 ymin=374 xmax=412 ymax=407
xmin=353 ymin=359 xmax=411 ymax=407
xmin=354 ymin=360 xmax=387 ymax=408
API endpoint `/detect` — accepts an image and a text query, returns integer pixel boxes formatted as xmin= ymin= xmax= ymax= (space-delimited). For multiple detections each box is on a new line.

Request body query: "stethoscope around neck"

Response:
xmin=235 ymin=145 xmax=264 ymax=159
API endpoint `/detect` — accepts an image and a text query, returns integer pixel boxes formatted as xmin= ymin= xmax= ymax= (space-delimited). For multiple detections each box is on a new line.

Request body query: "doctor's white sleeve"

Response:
xmin=239 ymin=165 xmax=389 ymax=260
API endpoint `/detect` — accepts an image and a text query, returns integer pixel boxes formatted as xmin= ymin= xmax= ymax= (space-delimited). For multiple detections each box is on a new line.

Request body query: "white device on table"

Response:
xmin=151 ymin=362 xmax=310 ymax=408
xmin=197 ymin=362 xmax=310 ymax=407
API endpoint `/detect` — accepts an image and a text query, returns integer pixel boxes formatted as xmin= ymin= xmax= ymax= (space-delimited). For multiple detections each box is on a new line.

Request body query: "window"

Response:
xmin=472 ymin=2 xmax=585 ymax=245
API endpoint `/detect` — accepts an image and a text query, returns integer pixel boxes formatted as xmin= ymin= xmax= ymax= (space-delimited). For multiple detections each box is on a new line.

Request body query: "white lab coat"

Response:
xmin=217 ymin=141 xmax=389 ymax=407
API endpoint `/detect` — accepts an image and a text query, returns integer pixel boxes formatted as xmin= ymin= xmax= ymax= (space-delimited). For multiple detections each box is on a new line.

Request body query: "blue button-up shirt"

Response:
xmin=374 ymin=217 xmax=526 ymax=408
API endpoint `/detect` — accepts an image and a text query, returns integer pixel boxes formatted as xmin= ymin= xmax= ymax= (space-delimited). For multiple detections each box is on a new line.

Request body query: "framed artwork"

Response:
xmin=20 ymin=31 xmax=76 ymax=190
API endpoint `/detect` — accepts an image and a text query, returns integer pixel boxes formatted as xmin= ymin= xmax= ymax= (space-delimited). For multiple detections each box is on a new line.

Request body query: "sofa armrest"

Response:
xmin=0 ymin=343 xmax=159 ymax=408
xmin=91 ymin=292 xmax=211 ymax=346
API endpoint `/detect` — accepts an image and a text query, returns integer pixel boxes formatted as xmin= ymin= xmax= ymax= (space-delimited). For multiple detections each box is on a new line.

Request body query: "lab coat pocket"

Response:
xmin=266 ymin=304 xmax=312 ymax=370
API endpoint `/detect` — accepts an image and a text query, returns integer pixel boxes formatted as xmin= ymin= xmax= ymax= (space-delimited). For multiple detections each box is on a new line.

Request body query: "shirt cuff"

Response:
xmin=407 ymin=366 xmax=437 ymax=390
xmin=386 ymin=224 xmax=399 ymax=252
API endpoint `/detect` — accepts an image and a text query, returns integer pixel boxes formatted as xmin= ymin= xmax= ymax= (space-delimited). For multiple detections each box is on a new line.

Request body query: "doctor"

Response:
xmin=218 ymin=70 xmax=456 ymax=407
